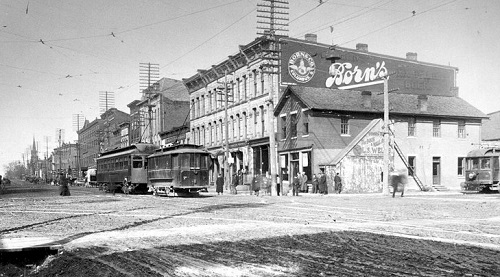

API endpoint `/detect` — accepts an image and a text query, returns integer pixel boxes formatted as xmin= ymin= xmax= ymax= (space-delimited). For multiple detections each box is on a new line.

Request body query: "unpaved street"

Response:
xmin=1 ymin=181 xmax=500 ymax=276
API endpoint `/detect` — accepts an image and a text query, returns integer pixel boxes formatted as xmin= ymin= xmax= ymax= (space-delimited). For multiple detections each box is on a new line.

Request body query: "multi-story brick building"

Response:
xmin=77 ymin=108 xmax=130 ymax=175
xmin=78 ymin=118 xmax=102 ymax=174
xmin=53 ymin=142 xmax=78 ymax=176
xmin=184 ymin=33 xmax=487 ymax=194
xmin=183 ymin=36 xmax=279 ymax=188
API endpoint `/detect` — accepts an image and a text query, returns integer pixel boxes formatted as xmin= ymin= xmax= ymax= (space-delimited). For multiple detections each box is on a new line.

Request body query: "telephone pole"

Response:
xmin=257 ymin=0 xmax=289 ymax=195
xmin=382 ymin=75 xmax=390 ymax=194
xmin=140 ymin=63 xmax=160 ymax=144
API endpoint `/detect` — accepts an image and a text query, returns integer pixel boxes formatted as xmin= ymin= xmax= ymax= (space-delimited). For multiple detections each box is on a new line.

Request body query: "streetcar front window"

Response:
xmin=481 ymin=158 xmax=491 ymax=169
xmin=468 ymin=158 xmax=479 ymax=170
xmin=191 ymin=154 xmax=200 ymax=168
xmin=180 ymin=154 xmax=190 ymax=168
xmin=200 ymin=155 xmax=208 ymax=169
xmin=132 ymin=156 xmax=143 ymax=168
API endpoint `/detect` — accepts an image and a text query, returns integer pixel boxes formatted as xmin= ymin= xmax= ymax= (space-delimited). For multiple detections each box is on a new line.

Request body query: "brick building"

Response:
xmin=129 ymin=78 xmax=190 ymax=146
xmin=184 ymin=34 xmax=487 ymax=194
xmin=77 ymin=108 xmax=130 ymax=175
xmin=274 ymin=86 xmax=486 ymax=193
xmin=274 ymin=35 xmax=487 ymax=193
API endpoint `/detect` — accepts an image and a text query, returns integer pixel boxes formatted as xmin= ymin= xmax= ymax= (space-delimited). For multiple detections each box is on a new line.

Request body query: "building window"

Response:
xmin=458 ymin=120 xmax=466 ymax=138
xmin=260 ymin=71 xmax=265 ymax=95
xmin=280 ymin=154 xmax=289 ymax=181
xmin=302 ymin=111 xmax=309 ymax=135
xmin=408 ymin=156 xmax=416 ymax=176
xmin=408 ymin=117 xmax=416 ymax=137
xmin=290 ymin=113 xmax=298 ymax=138
xmin=201 ymin=95 xmax=205 ymax=115
xmin=458 ymin=157 xmax=465 ymax=176
xmin=433 ymin=119 xmax=441 ymax=137
xmin=260 ymin=106 xmax=265 ymax=135
xmin=219 ymin=119 xmax=223 ymax=143
xmin=235 ymin=114 xmax=240 ymax=139
xmin=341 ymin=117 xmax=349 ymax=135
xmin=230 ymin=116 xmax=235 ymax=140
xmin=281 ymin=115 xmax=286 ymax=140
xmin=235 ymin=78 xmax=240 ymax=103
xmin=243 ymin=112 xmax=247 ymax=139
xmin=190 ymin=99 xmax=195 ymax=119
xmin=253 ymin=108 xmax=258 ymax=137
xmin=243 ymin=75 xmax=247 ymax=101
xmin=253 ymin=71 xmax=258 ymax=98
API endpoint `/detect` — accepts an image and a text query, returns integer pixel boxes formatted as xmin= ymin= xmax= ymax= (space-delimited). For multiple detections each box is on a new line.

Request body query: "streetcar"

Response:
xmin=96 ymin=143 xmax=159 ymax=193
xmin=147 ymin=144 xmax=212 ymax=196
xmin=461 ymin=147 xmax=500 ymax=193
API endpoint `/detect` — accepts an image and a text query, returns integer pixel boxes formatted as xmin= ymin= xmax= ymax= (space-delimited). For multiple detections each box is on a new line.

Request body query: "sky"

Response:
xmin=1 ymin=0 xmax=499 ymax=175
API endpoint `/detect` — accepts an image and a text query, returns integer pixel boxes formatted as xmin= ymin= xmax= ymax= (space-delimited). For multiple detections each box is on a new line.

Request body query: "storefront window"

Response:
xmin=280 ymin=154 xmax=289 ymax=181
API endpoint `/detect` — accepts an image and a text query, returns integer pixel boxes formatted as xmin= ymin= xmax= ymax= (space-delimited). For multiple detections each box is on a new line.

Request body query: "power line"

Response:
xmin=338 ymin=0 xmax=460 ymax=47
xmin=162 ymin=7 xmax=256 ymax=69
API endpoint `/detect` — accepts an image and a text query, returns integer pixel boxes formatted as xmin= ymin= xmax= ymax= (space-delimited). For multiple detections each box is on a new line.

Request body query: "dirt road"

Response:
xmin=1 ymin=181 xmax=500 ymax=276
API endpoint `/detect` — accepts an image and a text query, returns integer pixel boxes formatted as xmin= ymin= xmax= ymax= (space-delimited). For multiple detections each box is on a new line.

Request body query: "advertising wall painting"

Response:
xmin=281 ymin=39 xmax=456 ymax=96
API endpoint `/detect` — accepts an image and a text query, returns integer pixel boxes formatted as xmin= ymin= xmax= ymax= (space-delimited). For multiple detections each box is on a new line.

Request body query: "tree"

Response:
xmin=3 ymin=161 xmax=27 ymax=179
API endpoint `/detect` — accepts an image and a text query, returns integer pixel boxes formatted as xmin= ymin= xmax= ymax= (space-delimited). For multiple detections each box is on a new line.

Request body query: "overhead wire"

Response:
xmin=338 ymin=0 xmax=460 ymax=46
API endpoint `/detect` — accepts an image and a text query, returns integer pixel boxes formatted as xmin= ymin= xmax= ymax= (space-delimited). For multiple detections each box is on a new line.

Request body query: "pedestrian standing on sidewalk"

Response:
xmin=300 ymin=172 xmax=308 ymax=193
xmin=312 ymin=174 xmax=319 ymax=194
xmin=334 ymin=173 xmax=342 ymax=194
xmin=319 ymin=171 xmax=327 ymax=195
xmin=216 ymin=173 xmax=224 ymax=195
xmin=292 ymin=172 xmax=300 ymax=196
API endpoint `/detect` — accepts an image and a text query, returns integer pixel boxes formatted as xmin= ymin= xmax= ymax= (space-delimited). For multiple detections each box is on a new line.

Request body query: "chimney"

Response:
xmin=361 ymin=91 xmax=372 ymax=108
xmin=406 ymin=52 xmax=418 ymax=61
xmin=417 ymin=95 xmax=428 ymax=112
xmin=356 ymin=43 xmax=368 ymax=52
xmin=305 ymin=33 xmax=317 ymax=43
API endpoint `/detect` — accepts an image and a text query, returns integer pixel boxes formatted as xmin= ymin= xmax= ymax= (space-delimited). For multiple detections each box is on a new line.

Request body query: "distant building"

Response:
xmin=78 ymin=118 xmax=102 ymax=174
xmin=77 ymin=108 xmax=130 ymax=175
xmin=53 ymin=142 xmax=78 ymax=176
xmin=481 ymin=110 xmax=500 ymax=143
xmin=129 ymin=77 xmax=190 ymax=146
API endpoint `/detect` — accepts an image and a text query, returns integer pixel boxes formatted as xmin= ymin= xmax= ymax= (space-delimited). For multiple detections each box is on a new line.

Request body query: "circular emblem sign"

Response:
xmin=288 ymin=51 xmax=316 ymax=83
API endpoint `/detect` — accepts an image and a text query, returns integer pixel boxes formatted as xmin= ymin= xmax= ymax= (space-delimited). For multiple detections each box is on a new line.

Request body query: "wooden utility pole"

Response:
xmin=383 ymin=75 xmax=390 ymax=194
xmin=223 ymin=71 xmax=232 ymax=193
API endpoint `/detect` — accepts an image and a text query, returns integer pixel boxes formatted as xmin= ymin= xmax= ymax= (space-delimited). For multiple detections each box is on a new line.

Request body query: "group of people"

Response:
xmin=292 ymin=172 xmax=343 ymax=196
xmin=216 ymin=170 xmax=344 ymax=196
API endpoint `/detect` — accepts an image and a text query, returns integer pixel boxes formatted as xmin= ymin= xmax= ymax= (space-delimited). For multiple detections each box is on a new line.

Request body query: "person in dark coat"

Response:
xmin=59 ymin=174 xmax=71 ymax=196
xmin=334 ymin=173 xmax=342 ymax=194
xmin=251 ymin=174 xmax=261 ymax=196
xmin=216 ymin=173 xmax=224 ymax=195
xmin=292 ymin=172 xmax=300 ymax=196
xmin=311 ymin=174 xmax=319 ymax=194
xmin=319 ymin=172 xmax=327 ymax=195
xmin=231 ymin=171 xmax=239 ymax=195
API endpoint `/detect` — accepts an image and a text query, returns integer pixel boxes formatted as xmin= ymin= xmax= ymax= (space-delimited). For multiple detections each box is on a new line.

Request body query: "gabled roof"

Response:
xmin=275 ymin=86 xmax=487 ymax=119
